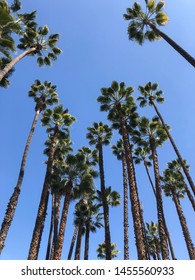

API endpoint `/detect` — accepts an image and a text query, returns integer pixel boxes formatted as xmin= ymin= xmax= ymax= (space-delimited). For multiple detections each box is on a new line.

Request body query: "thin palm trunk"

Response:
xmin=45 ymin=194 xmax=54 ymax=260
xmin=28 ymin=127 xmax=58 ymax=260
xmin=144 ymin=160 xmax=176 ymax=259
xmin=53 ymin=181 xmax=72 ymax=260
xmin=0 ymin=47 xmax=37 ymax=82
xmin=149 ymin=136 xmax=170 ymax=259
xmin=0 ymin=108 xmax=40 ymax=254
xmin=117 ymin=104 xmax=147 ymax=259
xmin=98 ymin=140 xmax=112 ymax=260
xmin=122 ymin=153 xmax=129 ymax=260
xmin=84 ymin=224 xmax=90 ymax=260
xmin=67 ymin=225 xmax=79 ymax=260
xmin=148 ymin=22 xmax=195 ymax=68
xmin=151 ymin=100 xmax=195 ymax=197
xmin=74 ymin=222 xmax=83 ymax=260
xmin=171 ymin=187 xmax=195 ymax=260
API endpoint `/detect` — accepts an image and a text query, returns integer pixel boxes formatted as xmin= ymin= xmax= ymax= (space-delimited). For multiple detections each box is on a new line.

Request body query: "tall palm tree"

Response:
xmin=67 ymin=225 xmax=79 ymax=260
xmin=137 ymin=82 xmax=195 ymax=196
xmin=28 ymin=105 xmax=75 ymax=260
xmin=87 ymin=122 xmax=113 ymax=260
xmin=132 ymin=116 xmax=170 ymax=259
xmin=0 ymin=80 xmax=58 ymax=255
xmin=0 ymin=21 xmax=62 ymax=82
xmin=112 ymin=139 xmax=129 ymax=260
xmin=97 ymin=81 xmax=147 ymax=260
xmin=123 ymin=1 xmax=195 ymax=67
xmin=161 ymin=166 xmax=195 ymax=259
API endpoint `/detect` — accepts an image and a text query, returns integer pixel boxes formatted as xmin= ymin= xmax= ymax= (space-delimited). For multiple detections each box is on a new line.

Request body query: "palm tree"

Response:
xmin=96 ymin=242 xmax=120 ymax=260
xmin=146 ymin=221 xmax=161 ymax=260
xmin=137 ymin=82 xmax=195 ymax=196
xmin=0 ymin=80 xmax=58 ymax=255
xmin=28 ymin=105 xmax=75 ymax=260
xmin=132 ymin=116 xmax=170 ymax=259
xmin=0 ymin=20 xmax=62 ymax=82
xmin=123 ymin=1 xmax=195 ymax=67
xmin=87 ymin=122 xmax=113 ymax=260
xmin=112 ymin=139 xmax=129 ymax=260
xmin=97 ymin=81 xmax=147 ymax=260
xmin=161 ymin=166 xmax=195 ymax=259
xmin=67 ymin=225 xmax=79 ymax=260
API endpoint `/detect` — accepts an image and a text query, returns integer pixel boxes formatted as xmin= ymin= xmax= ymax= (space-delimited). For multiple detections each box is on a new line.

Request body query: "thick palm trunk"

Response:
xmin=144 ymin=161 xmax=176 ymax=259
xmin=117 ymin=104 xmax=146 ymax=259
xmin=171 ymin=188 xmax=195 ymax=260
xmin=84 ymin=224 xmax=90 ymax=260
xmin=53 ymin=181 xmax=72 ymax=260
xmin=67 ymin=225 xmax=79 ymax=260
xmin=122 ymin=153 xmax=129 ymax=260
xmin=28 ymin=127 xmax=58 ymax=260
xmin=0 ymin=47 xmax=37 ymax=82
xmin=98 ymin=140 xmax=112 ymax=260
xmin=148 ymin=22 xmax=195 ymax=68
xmin=74 ymin=222 xmax=83 ymax=260
xmin=149 ymin=136 xmax=170 ymax=259
xmin=0 ymin=109 xmax=40 ymax=255
xmin=151 ymin=100 xmax=195 ymax=196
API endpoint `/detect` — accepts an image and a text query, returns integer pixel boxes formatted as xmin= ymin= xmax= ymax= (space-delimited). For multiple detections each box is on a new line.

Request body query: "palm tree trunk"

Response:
xmin=149 ymin=136 xmax=170 ymax=260
xmin=148 ymin=22 xmax=195 ymax=68
xmin=144 ymin=160 xmax=176 ymax=259
xmin=74 ymin=221 xmax=83 ymax=260
xmin=28 ymin=127 xmax=58 ymax=260
xmin=117 ymin=104 xmax=147 ymax=260
xmin=151 ymin=100 xmax=195 ymax=196
xmin=84 ymin=224 xmax=90 ymax=260
xmin=122 ymin=153 xmax=129 ymax=260
xmin=45 ymin=194 xmax=54 ymax=260
xmin=98 ymin=140 xmax=112 ymax=260
xmin=0 ymin=108 xmax=40 ymax=255
xmin=53 ymin=181 xmax=72 ymax=260
xmin=0 ymin=47 xmax=37 ymax=82
xmin=67 ymin=225 xmax=79 ymax=260
xmin=171 ymin=187 xmax=195 ymax=259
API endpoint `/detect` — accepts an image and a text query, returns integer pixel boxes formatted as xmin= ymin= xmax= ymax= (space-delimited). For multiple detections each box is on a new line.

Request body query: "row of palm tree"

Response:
xmin=0 ymin=0 xmax=194 ymax=260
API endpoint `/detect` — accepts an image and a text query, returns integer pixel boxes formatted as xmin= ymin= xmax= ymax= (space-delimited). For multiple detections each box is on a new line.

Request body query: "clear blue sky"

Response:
xmin=0 ymin=0 xmax=194 ymax=260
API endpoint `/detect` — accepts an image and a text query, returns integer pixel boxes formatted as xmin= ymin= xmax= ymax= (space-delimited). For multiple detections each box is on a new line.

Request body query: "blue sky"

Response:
xmin=0 ymin=0 xmax=195 ymax=260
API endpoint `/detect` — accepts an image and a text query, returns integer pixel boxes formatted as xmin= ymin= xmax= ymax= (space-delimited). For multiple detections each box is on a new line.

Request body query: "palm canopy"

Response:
xmin=28 ymin=80 xmax=59 ymax=111
xmin=123 ymin=0 xmax=169 ymax=45
xmin=137 ymin=82 xmax=164 ymax=107
xmin=86 ymin=122 xmax=112 ymax=148
xmin=95 ymin=186 xmax=121 ymax=208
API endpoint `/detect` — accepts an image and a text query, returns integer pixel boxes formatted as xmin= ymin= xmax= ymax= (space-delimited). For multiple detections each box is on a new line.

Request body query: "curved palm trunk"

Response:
xmin=28 ymin=128 xmax=58 ymax=260
xmin=151 ymin=100 xmax=195 ymax=197
xmin=84 ymin=224 xmax=90 ymax=260
xmin=53 ymin=181 xmax=72 ymax=260
xmin=0 ymin=108 xmax=40 ymax=255
xmin=144 ymin=160 xmax=176 ymax=259
xmin=171 ymin=187 xmax=195 ymax=260
xmin=117 ymin=104 xmax=146 ymax=260
xmin=122 ymin=153 xmax=129 ymax=260
xmin=0 ymin=47 xmax=37 ymax=82
xmin=149 ymin=136 xmax=170 ymax=260
xmin=74 ymin=222 xmax=83 ymax=260
xmin=67 ymin=225 xmax=79 ymax=260
xmin=148 ymin=22 xmax=195 ymax=68
xmin=98 ymin=140 xmax=112 ymax=260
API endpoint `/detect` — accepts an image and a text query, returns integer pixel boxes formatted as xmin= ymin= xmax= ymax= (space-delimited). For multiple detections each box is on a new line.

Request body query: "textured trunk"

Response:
xmin=84 ymin=224 xmax=90 ymax=260
xmin=45 ymin=194 xmax=54 ymax=260
xmin=151 ymin=100 xmax=195 ymax=197
xmin=0 ymin=109 xmax=40 ymax=255
xmin=74 ymin=222 xmax=83 ymax=260
xmin=53 ymin=181 xmax=72 ymax=260
xmin=117 ymin=104 xmax=147 ymax=260
xmin=171 ymin=188 xmax=195 ymax=260
xmin=67 ymin=226 xmax=79 ymax=260
xmin=122 ymin=153 xmax=129 ymax=260
xmin=149 ymin=136 xmax=170 ymax=259
xmin=28 ymin=127 xmax=58 ymax=260
xmin=148 ymin=22 xmax=195 ymax=68
xmin=98 ymin=140 xmax=112 ymax=260
xmin=0 ymin=47 xmax=37 ymax=82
